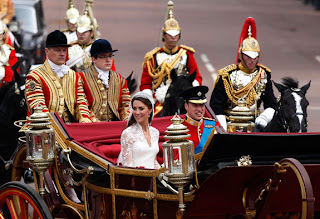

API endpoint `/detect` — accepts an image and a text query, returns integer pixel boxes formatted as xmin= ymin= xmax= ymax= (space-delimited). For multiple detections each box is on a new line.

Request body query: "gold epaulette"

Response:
xmin=257 ymin=63 xmax=271 ymax=73
xmin=68 ymin=41 xmax=78 ymax=46
xmin=217 ymin=64 xmax=237 ymax=77
xmin=180 ymin=45 xmax=195 ymax=53
xmin=60 ymin=29 xmax=68 ymax=33
xmin=213 ymin=64 xmax=237 ymax=88
xmin=203 ymin=117 xmax=216 ymax=121
xmin=144 ymin=47 xmax=161 ymax=61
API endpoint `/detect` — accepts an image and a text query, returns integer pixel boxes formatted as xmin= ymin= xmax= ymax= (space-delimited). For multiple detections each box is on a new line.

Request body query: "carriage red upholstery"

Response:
xmin=61 ymin=115 xmax=181 ymax=165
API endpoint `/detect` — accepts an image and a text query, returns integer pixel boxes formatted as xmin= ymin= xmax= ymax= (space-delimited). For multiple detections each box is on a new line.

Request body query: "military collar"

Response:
xmin=185 ymin=114 xmax=203 ymax=127
xmin=238 ymin=62 xmax=256 ymax=74
xmin=79 ymin=42 xmax=92 ymax=49
xmin=163 ymin=45 xmax=179 ymax=54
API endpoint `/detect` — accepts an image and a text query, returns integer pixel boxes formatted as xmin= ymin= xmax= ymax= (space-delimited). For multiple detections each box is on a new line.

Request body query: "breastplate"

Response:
xmin=155 ymin=51 xmax=187 ymax=70
xmin=230 ymin=70 xmax=258 ymax=90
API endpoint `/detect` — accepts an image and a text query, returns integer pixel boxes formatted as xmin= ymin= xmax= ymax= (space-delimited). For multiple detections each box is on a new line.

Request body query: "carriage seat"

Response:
xmin=62 ymin=116 xmax=179 ymax=165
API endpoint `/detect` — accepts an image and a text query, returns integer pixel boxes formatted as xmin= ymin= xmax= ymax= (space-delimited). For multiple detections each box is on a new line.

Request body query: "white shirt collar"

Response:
xmin=95 ymin=65 xmax=110 ymax=88
xmin=47 ymin=59 xmax=70 ymax=79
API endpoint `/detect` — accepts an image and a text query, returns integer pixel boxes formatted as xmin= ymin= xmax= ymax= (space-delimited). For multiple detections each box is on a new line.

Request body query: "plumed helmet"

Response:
xmin=162 ymin=1 xmax=181 ymax=38
xmin=90 ymin=39 xmax=118 ymax=57
xmin=77 ymin=10 xmax=93 ymax=33
xmin=237 ymin=17 xmax=260 ymax=62
xmin=66 ymin=7 xmax=79 ymax=24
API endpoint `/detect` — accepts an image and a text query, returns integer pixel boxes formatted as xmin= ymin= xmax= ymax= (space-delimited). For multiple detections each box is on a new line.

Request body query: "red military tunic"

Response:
xmin=140 ymin=45 xmax=202 ymax=91
xmin=183 ymin=114 xmax=204 ymax=148
xmin=0 ymin=43 xmax=18 ymax=87
xmin=140 ymin=45 xmax=202 ymax=116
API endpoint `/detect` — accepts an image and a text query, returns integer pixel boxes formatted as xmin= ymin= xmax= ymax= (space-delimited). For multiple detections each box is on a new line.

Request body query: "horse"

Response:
xmin=0 ymin=59 xmax=28 ymax=185
xmin=262 ymin=77 xmax=311 ymax=133
xmin=161 ymin=68 xmax=197 ymax=117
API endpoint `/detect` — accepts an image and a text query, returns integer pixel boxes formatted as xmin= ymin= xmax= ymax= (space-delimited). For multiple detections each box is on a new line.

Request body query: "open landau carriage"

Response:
xmin=1 ymin=104 xmax=320 ymax=219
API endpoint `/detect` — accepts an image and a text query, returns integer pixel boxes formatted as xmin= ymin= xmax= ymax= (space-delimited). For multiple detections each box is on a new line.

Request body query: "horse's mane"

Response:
xmin=281 ymin=77 xmax=299 ymax=89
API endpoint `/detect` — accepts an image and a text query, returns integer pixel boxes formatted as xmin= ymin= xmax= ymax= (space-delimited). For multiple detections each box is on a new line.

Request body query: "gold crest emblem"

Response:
xmin=28 ymin=81 xmax=36 ymax=91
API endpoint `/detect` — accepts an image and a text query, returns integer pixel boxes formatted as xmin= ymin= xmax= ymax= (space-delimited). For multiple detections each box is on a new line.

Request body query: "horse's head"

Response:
xmin=273 ymin=77 xmax=310 ymax=132
xmin=161 ymin=68 xmax=197 ymax=116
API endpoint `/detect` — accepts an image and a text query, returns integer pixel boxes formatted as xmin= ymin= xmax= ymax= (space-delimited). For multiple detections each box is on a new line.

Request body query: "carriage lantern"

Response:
xmin=162 ymin=114 xmax=195 ymax=215
xmin=228 ymin=97 xmax=255 ymax=132
xmin=25 ymin=104 xmax=55 ymax=196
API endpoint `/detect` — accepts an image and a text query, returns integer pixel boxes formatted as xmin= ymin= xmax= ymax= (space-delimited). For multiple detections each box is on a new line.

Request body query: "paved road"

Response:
xmin=43 ymin=0 xmax=320 ymax=131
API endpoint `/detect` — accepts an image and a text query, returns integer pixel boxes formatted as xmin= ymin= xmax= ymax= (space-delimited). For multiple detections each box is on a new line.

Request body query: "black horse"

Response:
xmin=263 ymin=77 xmax=311 ymax=133
xmin=0 ymin=61 xmax=27 ymax=185
xmin=161 ymin=68 xmax=197 ymax=117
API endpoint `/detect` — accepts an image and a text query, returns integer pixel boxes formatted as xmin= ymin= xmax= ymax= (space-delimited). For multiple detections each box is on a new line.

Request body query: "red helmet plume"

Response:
xmin=236 ymin=17 xmax=259 ymax=63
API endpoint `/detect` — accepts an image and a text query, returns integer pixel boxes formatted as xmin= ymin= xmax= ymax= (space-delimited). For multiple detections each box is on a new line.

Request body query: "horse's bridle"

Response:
xmin=276 ymin=94 xmax=307 ymax=133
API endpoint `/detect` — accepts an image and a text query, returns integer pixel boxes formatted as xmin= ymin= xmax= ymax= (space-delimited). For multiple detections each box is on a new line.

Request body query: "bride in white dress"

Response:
xmin=117 ymin=91 xmax=160 ymax=169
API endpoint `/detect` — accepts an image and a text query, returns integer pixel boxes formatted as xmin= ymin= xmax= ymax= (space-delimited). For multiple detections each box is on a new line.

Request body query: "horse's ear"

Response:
xmin=170 ymin=69 xmax=177 ymax=81
xmin=188 ymin=69 xmax=197 ymax=83
xmin=301 ymin=80 xmax=311 ymax=95
xmin=273 ymin=80 xmax=286 ymax=93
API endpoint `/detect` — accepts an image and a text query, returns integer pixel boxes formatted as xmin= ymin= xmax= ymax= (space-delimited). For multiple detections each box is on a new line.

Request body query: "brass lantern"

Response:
xmin=162 ymin=114 xmax=195 ymax=215
xmin=25 ymin=105 xmax=55 ymax=196
xmin=227 ymin=97 xmax=255 ymax=132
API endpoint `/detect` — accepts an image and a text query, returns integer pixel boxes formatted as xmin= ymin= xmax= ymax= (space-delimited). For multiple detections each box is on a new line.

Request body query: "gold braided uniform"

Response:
xmin=25 ymin=60 xmax=92 ymax=123
xmin=210 ymin=62 xmax=276 ymax=116
xmin=80 ymin=65 xmax=130 ymax=122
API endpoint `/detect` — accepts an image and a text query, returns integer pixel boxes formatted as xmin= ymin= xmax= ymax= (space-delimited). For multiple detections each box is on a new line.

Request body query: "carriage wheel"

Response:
xmin=0 ymin=181 xmax=52 ymax=219
xmin=11 ymin=144 xmax=29 ymax=182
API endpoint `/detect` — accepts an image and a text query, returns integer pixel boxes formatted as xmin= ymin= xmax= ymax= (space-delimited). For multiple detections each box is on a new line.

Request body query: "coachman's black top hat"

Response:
xmin=46 ymin=30 xmax=70 ymax=48
xmin=90 ymin=39 xmax=118 ymax=57
xmin=180 ymin=86 xmax=209 ymax=104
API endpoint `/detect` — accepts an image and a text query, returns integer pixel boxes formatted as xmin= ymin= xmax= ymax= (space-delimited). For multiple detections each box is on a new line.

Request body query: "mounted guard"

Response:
xmin=210 ymin=17 xmax=277 ymax=132
xmin=140 ymin=0 xmax=202 ymax=116
xmin=66 ymin=0 xmax=111 ymax=72
xmin=61 ymin=0 xmax=79 ymax=45
xmin=0 ymin=19 xmax=18 ymax=88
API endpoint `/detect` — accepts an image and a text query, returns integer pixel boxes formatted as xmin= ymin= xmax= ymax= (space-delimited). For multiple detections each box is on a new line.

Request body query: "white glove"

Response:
xmin=255 ymin=108 xmax=275 ymax=128
xmin=192 ymin=80 xmax=200 ymax=87
xmin=154 ymin=83 xmax=169 ymax=104
xmin=0 ymin=66 xmax=4 ymax=82
xmin=216 ymin=115 xmax=227 ymax=131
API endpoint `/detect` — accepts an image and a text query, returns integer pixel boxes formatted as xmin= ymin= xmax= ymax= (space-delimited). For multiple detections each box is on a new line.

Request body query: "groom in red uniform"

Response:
xmin=180 ymin=86 xmax=219 ymax=154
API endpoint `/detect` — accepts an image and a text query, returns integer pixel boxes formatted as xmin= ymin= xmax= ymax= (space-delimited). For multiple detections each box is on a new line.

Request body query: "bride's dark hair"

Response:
xmin=127 ymin=96 xmax=153 ymax=127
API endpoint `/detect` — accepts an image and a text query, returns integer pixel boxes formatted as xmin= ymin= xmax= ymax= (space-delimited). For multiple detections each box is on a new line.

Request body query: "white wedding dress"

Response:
xmin=117 ymin=123 xmax=160 ymax=169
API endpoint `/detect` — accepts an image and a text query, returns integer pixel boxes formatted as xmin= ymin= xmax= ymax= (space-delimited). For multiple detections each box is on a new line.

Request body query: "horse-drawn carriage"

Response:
xmin=0 ymin=102 xmax=320 ymax=219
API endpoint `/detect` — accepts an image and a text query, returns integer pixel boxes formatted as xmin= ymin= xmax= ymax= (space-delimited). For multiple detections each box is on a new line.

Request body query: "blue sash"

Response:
xmin=195 ymin=119 xmax=216 ymax=154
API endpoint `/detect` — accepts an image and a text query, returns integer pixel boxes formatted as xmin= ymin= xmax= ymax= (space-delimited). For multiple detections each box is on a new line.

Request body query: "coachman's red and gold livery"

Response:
xmin=25 ymin=60 xmax=92 ymax=123
xmin=25 ymin=30 xmax=92 ymax=123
